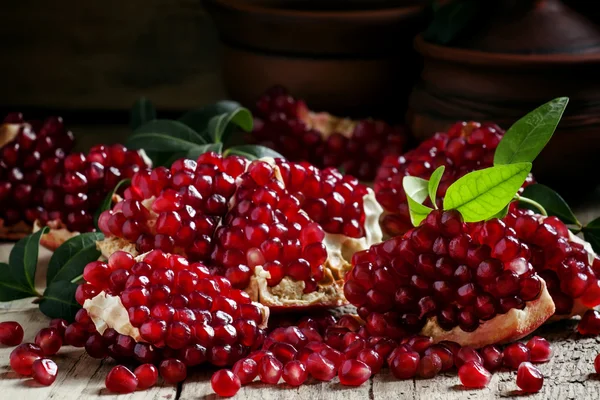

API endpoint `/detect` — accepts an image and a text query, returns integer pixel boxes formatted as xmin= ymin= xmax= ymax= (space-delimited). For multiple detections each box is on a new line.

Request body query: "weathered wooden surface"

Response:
xmin=2 ymin=200 xmax=600 ymax=398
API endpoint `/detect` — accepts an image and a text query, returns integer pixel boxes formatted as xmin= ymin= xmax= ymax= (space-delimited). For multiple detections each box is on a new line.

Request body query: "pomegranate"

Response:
xmin=344 ymin=209 xmax=556 ymax=348
xmin=250 ymin=86 xmax=408 ymax=181
xmin=95 ymin=155 xmax=382 ymax=309
xmin=374 ymin=121 xmax=534 ymax=237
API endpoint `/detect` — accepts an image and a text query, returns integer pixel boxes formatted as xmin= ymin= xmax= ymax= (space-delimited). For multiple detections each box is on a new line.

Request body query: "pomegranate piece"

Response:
xmin=389 ymin=351 xmax=420 ymax=379
xmin=105 ymin=365 xmax=138 ymax=393
xmin=338 ymin=359 xmax=371 ymax=386
xmin=0 ymin=321 xmax=24 ymax=346
xmin=282 ymin=360 xmax=308 ymax=387
xmin=577 ymin=310 xmax=600 ymax=336
xmin=306 ymin=352 xmax=336 ymax=381
xmin=9 ymin=343 xmax=43 ymax=375
xmin=258 ymin=355 xmax=283 ymax=384
xmin=159 ymin=358 xmax=187 ymax=383
xmin=503 ymin=343 xmax=531 ymax=369
xmin=526 ymin=336 xmax=552 ymax=363
xmin=32 ymin=358 xmax=58 ymax=386
xmin=35 ymin=327 xmax=63 ymax=355
xmin=251 ymin=86 xmax=407 ymax=181
xmin=211 ymin=369 xmax=241 ymax=397
xmin=232 ymin=358 xmax=258 ymax=384
xmin=134 ymin=363 xmax=158 ymax=390
xmin=516 ymin=362 xmax=543 ymax=393
xmin=416 ymin=353 xmax=442 ymax=379
xmin=458 ymin=361 xmax=492 ymax=389
xmin=480 ymin=345 xmax=503 ymax=371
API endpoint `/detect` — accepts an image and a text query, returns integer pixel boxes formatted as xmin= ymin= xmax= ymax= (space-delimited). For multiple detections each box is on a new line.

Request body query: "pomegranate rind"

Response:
xmin=421 ymin=280 xmax=555 ymax=349
xmin=33 ymin=219 xmax=79 ymax=251
xmin=301 ymin=111 xmax=358 ymax=140
xmin=0 ymin=122 xmax=21 ymax=149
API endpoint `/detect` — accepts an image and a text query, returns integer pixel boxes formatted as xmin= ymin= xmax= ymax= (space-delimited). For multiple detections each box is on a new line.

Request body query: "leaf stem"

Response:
xmin=515 ymin=194 xmax=548 ymax=216
xmin=70 ymin=274 xmax=84 ymax=284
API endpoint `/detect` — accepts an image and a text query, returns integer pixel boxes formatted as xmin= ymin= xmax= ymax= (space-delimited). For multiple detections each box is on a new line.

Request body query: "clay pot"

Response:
xmin=408 ymin=0 xmax=600 ymax=193
xmin=203 ymin=0 xmax=428 ymax=120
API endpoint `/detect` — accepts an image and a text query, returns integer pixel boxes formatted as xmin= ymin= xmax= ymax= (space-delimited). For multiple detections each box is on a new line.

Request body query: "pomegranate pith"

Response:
xmin=516 ymin=362 xmax=543 ymax=393
xmin=0 ymin=321 xmax=24 ymax=346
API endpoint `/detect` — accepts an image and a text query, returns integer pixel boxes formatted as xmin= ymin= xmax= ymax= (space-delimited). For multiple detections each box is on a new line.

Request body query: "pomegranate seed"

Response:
xmin=282 ymin=360 xmax=308 ymax=386
xmin=259 ymin=355 xmax=283 ymax=384
xmin=306 ymin=352 xmax=336 ymax=381
xmin=159 ymin=358 xmax=187 ymax=383
xmin=417 ymin=353 xmax=442 ymax=378
xmin=271 ymin=342 xmax=298 ymax=364
xmin=32 ymin=358 xmax=58 ymax=386
xmin=480 ymin=345 xmax=503 ymax=371
xmin=0 ymin=321 xmax=24 ymax=346
xmin=578 ymin=310 xmax=600 ymax=336
xmin=390 ymin=351 xmax=420 ymax=379
xmin=455 ymin=347 xmax=483 ymax=368
xmin=424 ymin=345 xmax=454 ymax=371
xmin=516 ymin=362 xmax=543 ymax=393
xmin=503 ymin=342 xmax=530 ymax=369
xmin=105 ymin=365 xmax=138 ymax=393
xmin=211 ymin=369 xmax=241 ymax=397
xmin=232 ymin=358 xmax=258 ymax=384
xmin=594 ymin=353 xmax=600 ymax=374
xmin=134 ymin=364 xmax=158 ymax=390
xmin=9 ymin=343 xmax=43 ymax=376
xmin=458 ymin=361 xmax=492 ymax=388
xmin=85 ymin=333 xmax=107 ymax=359
xmin=49 ymin=319 xmax=68 ymax=337
xmin=338 ymin=359 xmax=371 ymax=386
xmin=526 ymin=336 xmax=552 ymax=363
xmin=357 ymin=348 xmax=383 ymax=374
xmin=34 ymin=327 xmax=63 ymax=355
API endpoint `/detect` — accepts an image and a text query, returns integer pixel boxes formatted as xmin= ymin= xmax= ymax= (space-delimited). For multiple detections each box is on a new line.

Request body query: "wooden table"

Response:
xmin=2 ymin=198 xmax=600 ymax=399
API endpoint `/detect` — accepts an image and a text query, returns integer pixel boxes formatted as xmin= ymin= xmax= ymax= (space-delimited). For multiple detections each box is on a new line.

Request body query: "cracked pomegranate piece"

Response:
xmin=81 ymin=250 xmax=269 ymax=369
xmin=0 ymin=321 xmax=24 ymax=346
xmin=344 ymin=209 xmax=555 ymax=348
xmin=516 ymin=362 xmax=543 ymax=393
xmin=250 ymin=86 xmax=408 ymax=181
xmin=96 ymin=155 xmax=382 ymax=309
xmin=375 ymin=121 xmax=534 ymax=237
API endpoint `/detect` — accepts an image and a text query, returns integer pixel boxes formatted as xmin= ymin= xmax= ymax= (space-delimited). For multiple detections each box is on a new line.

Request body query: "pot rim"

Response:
xmin=414 ymin=34 xmax=600 ymax=66
xmin=203 ymin=0 xmax=424 ymax=21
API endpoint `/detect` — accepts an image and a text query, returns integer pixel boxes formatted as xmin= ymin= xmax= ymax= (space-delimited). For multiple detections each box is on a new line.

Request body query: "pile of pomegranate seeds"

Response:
xmin=345 ymin=209 xmax=546 ymax=339
xmin=374 ymin=121 xmax=534 ymax=236
xmin=250 ymin=86 xmax=408 ymax=181
xmin=0 ymin=113 xmax=74 ymax=227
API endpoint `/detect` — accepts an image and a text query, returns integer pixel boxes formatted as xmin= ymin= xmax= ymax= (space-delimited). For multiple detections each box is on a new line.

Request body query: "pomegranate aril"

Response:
xmin=34 ymin=327 xmax=63 ymax=355
xmin=390 ymin=351 xmax=420 ymax=379
xmin=526 ymin=336 xmax=552 ymax=363
xmin=306 ymin=352 xmax=336 ymax=381
xmin=64 ymin=323 xmax=89 ymax=347
xmin=480 ymin=345 xmax=503 ymax=371
xmin=281 ymin=360 xmax=307 ymax=387
xmin=338 ymin=359 xmax=371 ymax=386
xmin=0 ymin=321 xmax=24 ymax=346
xmin=211 ymin=369 xmax=241 ymax=397
xmin=32 ymin=358 xmax=58 ymax=386
xmin=417 ymin=353 xmax=442 ymax=378
xmin=455 ymin=346 xmax=483 ymax=369
xmin=577 ymin=309 xmax=600 ymax=336
xmin=424 ymin=345 xmax=454 ymax=371
xmin=85 ymin=333 xmax=107 ymax=359
xmin=134 ymin=363 xmax=158 ymax=390
xmin=159 ymin=358 xmax=187 ymax=384
xmin=9 ymin=343 xmax=43 ymax=375
xmin=503 ymin=342 xmax=530 ymax=369
xmin=458 ymin=361 xmax=492 ymax=389
xmin=232 ymin=358 xmax=258 ymax=384
xmin=105 ymin=365 xmax=138 ymax=393
xmin=594 ymin=353 xmax=600 ymax=374
xmin=259 ymin=355 xmax=283 ymax=384
xmin=516 ymin=362 xmax=543 ymax=393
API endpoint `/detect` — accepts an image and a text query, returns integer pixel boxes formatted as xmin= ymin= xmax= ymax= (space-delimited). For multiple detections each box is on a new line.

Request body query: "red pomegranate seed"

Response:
xmin=134 ymin=363 xmax=158 ymax=390
xmin=480 ymin=345 xmax=503 ymax=371
xmin=424 ymin=345 xmax=454 ymax=371
xmin=259 ymin=355 xmax=283 ymax=384
xmin=356 ymin=348 xmax=383 ymax=374
xmin=306 ymin=352 xmax=336 ymax=381
xmin=105 ymin=365 xmax=138 ymax=393
xmin=577 ymin=310 xmax=600 ymax=336
xmin=0 ymin=321 xmax=24 ymax=346
xmin=159 ymin=358 xmax=187 ymax=383
xmin=516 ymin=362 xmax=543 ymax=393
xmin=455 ymin=346 xmax=483 ymax=368
xmin=34 ymin=327 xmax=63 ymax=355
xmin=49 ymin=319 xmax=68 ymax=337
xmin=232 ymin=358 xmax=258 ymax=384
xmin=503 ymin=343 xmax=530 ymax=369
xmin=458 ymin=361 xmax=492 ymax=388
xmin=271 ymin=342 xmax=298 ymax=364
xmin=417 ymin=353 xmax=442 ymax=378
xmin=594 ymin=353 xmax=600 ymax=374
xmin=338 ymin=359 xmax=371 ymax=386
xmin=211 ymin=369 xmax=241 ymax=397
xmin=31 ymin=358 xmax=58 ymax=386
xmin=85 ymin=333 xmax=107 ymax=359
xmin=390 ymin=351 xmax=420 ymax=379
xmin=526 ymin=336 xmax=552 ymax=363
xmin=282 ymin=360 xmax=308 ymax=387
xmin=9 ymin=343 xmax=43 ymax=375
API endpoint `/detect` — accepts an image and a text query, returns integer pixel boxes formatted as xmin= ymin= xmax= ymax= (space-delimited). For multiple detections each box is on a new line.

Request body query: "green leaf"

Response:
xmin=443 ymin=162 xmax=532 ymax=222
xmin=207 ymin=108 xmax=253 ymax=144
xmin=225 ymin=145 xmax=285 ymax=160
xmin=39 ymin=281 xmax=81 ymax=322
xmin=491 ymin=204 xmax=510 ymax=220
xmin=494 ymin=97 xmax=569 ymax=165
xmin=8 ymin=227 xmax=48 ymax=292
xmin=423 ymin=0 xmax=482 ymax=45
xmin=130 ymin=97 xmax=156 ymax=130
xmin=94 ymin=179 xmax=131 ymax=229
xmin=403 ymin=176 xmax=434 ymax=226
xmin=179 ymin=101 xmax=242 ymax=141
xmin=520 ymin=184 xmax=579 ymax=225
xmin=428 ymin=166 xmax=445 ymax=208
xmin=583 ymin=217 xmax=600 ymax=254
xmin=127 ymin=119 xmax=207 ymax=153
xmin=47 ymin=232 xmax=104 ymax=285
xmin=0 ymin=263 xmax=35 ymax=301
xmin=185 ymin=143 xmax=224 ymax=160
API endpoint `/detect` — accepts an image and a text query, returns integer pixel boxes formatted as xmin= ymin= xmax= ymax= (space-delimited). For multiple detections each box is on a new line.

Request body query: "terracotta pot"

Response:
xmin=407 ymin=0 xmax=600 ymax=193
xmin=203 ymin=0 xmax=428 ymax=120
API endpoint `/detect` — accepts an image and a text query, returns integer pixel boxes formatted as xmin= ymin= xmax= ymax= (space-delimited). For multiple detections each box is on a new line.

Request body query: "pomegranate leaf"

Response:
xmin=0 ymin=263 xmax=35 ymax=301
xmin=186 ymin=143 xmax=224 ymax=160
xmin=443 ymin=162 xmax=532 ymax=222
xmin=403 ymin=176 xmax=433 ymax=226
xmin=130 ymin=97 xmax=156 ymax=130
xmin=583 ymin=218 xmax=600 ymax=254
xmin=94 ymin=178 xmax=131 ymax=229
xmin=494 ymin=97 xmax=568 ymax=165
xmin=8 ymin=227 xmax=49 ymax=294
xmin=39 ymin=281 xmax=81 ymax=321
xmin=520 ymin=184 xmax=579 ymax=226
xmin=428 ymin=166 xmax=445 ymax=208
xmin=179 ymin=101 xmax=243 ymax=141
xmin=47 ymin=232 xmax=104 ymax=285
xmin=207 ymin=107 xmax=253 ymax=144
xmin=225 ymin=145 xmax=284 ymax=160
xmin=126 ymin=120 xmax=207 ymax=158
